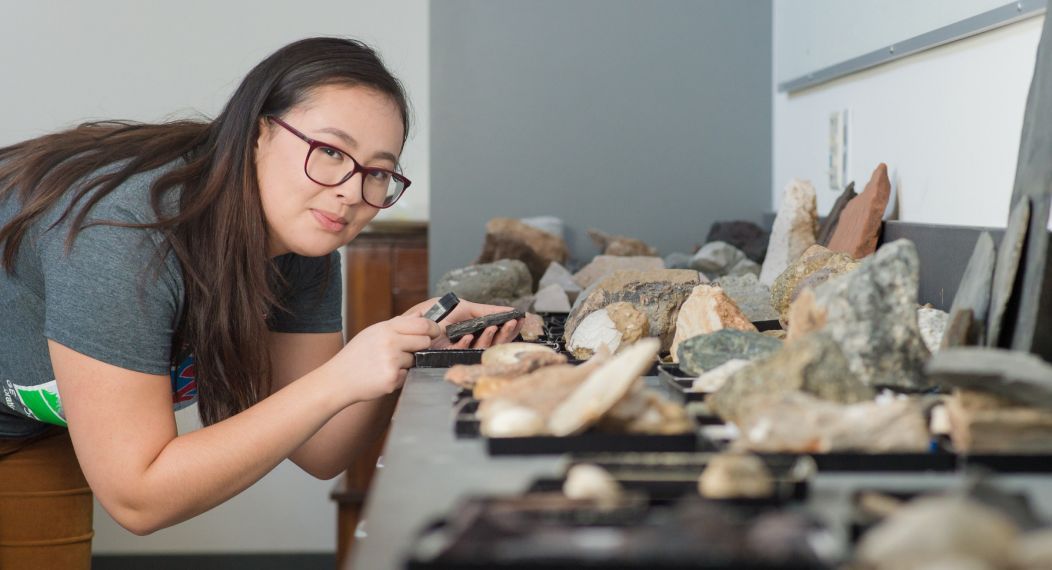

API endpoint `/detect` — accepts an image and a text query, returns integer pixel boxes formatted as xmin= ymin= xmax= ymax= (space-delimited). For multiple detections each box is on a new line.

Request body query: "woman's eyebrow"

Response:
xmin=317 ymin=127 xmax=399 ymax=165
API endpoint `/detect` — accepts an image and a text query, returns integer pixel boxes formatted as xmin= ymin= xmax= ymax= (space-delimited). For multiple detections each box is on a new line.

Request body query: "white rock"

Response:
xmin=759 ymin=179 xmax=818 ymax=286
xmin=483 ymin=406 xmax=546 ymax=437
xmin=538 ymin=261 xmax=582 ymax=299
xmin=563 ymin=463 xmax=623 ymax=505
xmin=918 ymin=306 xmax=950 ymax=353
xmin=533 ymin=283 xmax=573 ymax=313
xmin=691 ymin=359 xmax=750 ymax=393
xmin=568 ymin=309 xmax=623 ymax=357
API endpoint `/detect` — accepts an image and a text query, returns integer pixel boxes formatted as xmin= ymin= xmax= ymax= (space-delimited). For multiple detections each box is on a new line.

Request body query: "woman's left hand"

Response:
xmin=404 ymin=297 xmax=523 ymax=349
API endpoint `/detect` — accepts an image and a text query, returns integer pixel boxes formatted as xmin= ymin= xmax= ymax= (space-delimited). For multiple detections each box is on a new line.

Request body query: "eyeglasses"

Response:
xmin=266 ymin=116 xmax=411 ymax=209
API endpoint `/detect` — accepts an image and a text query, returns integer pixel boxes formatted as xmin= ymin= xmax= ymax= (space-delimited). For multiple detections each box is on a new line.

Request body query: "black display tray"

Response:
xmin=959 ymin=453 xmax=1052 ymax=473
xmin=487 ymin=428 xmax=701 ymax=456
xmin=752 ymin=319 xmax=783 ymax=332
xmin=753 ymin=450 xmax=958 ymax=473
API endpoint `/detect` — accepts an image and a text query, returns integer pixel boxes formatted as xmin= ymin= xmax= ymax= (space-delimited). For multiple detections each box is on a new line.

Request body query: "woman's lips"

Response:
xmin=311 ymin=209 xmax=348 ymax=232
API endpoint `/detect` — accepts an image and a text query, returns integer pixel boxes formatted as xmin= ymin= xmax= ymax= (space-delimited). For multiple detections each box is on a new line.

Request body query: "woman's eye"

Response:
xmin=369 ymin=170 xmax=392 ymax=182
xmin=319 ymin=146 xmax=343 ymax=160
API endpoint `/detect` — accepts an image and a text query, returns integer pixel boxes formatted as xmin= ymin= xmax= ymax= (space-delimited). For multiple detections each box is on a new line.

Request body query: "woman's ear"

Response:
xmin=255 ymin=117 xmax=272 ymax=150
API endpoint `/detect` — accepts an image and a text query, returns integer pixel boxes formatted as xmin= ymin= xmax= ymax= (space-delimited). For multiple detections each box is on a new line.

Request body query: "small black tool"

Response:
xmin=424 ymin=292 xmax=460 ymax=322
xmin=446 ymin=310 xmax=524 ymax=342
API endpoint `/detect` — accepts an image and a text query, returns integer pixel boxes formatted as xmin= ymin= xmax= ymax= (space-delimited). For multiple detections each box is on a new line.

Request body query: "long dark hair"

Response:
xmin=0 ymin=37 xmax=410 ymax=426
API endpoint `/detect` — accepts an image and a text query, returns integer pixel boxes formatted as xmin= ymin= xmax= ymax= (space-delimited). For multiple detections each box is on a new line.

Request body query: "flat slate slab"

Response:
xmin=926 ymin=347 xmax=1052 ymax=410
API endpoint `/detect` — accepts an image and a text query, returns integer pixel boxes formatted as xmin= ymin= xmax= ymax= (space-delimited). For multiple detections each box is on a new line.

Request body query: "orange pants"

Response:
xmin=0 ymin=426 xmax=93 ymax=569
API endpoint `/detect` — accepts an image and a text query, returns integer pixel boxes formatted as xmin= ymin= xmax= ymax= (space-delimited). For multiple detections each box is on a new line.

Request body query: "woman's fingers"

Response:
xmin=472 ymin=326 xmax=499 ymax=349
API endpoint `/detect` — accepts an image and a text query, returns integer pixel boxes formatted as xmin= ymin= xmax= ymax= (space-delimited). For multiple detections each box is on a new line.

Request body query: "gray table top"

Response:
xmin=349 ymin=369 xmax=1052 ymax=570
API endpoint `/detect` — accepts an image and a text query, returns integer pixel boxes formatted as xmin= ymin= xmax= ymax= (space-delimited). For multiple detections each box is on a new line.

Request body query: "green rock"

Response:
xmin=676 ymin=329 xmax=783 ymax=376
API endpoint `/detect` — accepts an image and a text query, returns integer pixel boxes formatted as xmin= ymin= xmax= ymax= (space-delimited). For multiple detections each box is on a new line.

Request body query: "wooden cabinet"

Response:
xmin=333 ymin=221 xmax=429 ymax=568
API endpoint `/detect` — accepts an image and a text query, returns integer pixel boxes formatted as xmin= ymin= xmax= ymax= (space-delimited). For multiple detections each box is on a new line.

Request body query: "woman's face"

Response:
xmin=256 ymin=84 xmax=405 ymax=258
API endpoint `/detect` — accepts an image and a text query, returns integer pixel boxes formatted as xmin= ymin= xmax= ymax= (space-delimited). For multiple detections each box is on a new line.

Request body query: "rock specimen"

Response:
xmin=827 ymin=163 xmax=892 ymax=259
xmin=446 ymin=310 xmax=525 ymax=342
xmin=478 ymin=357 xmax=607 ymax=436
xmin=587 ymin=228 xmax=658 ymax=257
xmin=713 ymin=273 xmax=779 ymax=322
xmin=598 ymin=382 xmax=692 ymax=435
xmin=709 ymin=332 xmax=874 ymax=423
xmin=944 ymin=232 xmax=995 ymax=347
xmin=770 ymin=244 xmax=860 ymax=325
xmin=670 ymin=285 xmax=757 ymax=363
xmin=676 ymin=329 xmax=783 ymax=377
xmin=855 ymin=494 xmax=1019 ymax=570
xmin=533 ymin=283 xmax=572 ymax=313
xmin=988 ymin=199 xmax=1030 ymax=348
xmin=444 ymin=349 xmax=566 ymax=391
xmin=691 ymin=359 xmax=749 ymax=393
xmin=481 ymin=342 xmax=557 ymax=366
xmin=434 ymin=259 xmax=532 ymax=307
xmin=519 ymin=313 xmax=545 ymax=341
xmin=563 ymin=464 xmax=623 ymax=507
xmin=816 ymin=181 xmax=856 ymax=246
xmin=663 ymin=252 xmax=692 ymax=269
xmin=698 ymin=453 xmax=775 ymax=499
xmin=785 ymin=239 xmax=932 ymax=390
xmin=567 ymin=302 xmax=649 ymax=360
xmin=733 ymin=391 xmax=930 ymax=453
xmin=926 ymin=347 xmax=1052 ymax=410
xmin=565 ymin=269 xmax=701 ymax=354
xmin=917 ymin=306 xmax=949 ymax=353
xmin=572 ymin=255 xmax=665 ymax=289
xmin=706 ymin=220 xmax=769 ymax=264
xmin=725 ymin=258 xmax=761 ymax=278
xmin=549 ymin=339 xmax=660 ymax=436
xmin=759 ymin=179 xmax=818 ymax=286
xmin=519 ymin=215 xmax=564 ymax=239
xmin=538 ymin=261 xmax=582 ymax=302
xmin=689 ymin=241 xmax=748 ymax=277
xmin=945 ymin=389 xmax=1052 ymax=453
xmin=476 ymin=217 xmax=571 ymax=288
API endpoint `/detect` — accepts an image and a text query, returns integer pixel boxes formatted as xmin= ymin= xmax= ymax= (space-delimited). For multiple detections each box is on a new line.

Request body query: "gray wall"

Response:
xmin=430 ymin=0 xmax=772 ymax=286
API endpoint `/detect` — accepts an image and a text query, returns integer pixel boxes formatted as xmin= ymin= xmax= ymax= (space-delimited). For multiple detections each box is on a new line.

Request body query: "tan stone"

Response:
xmin=572 ymin=255 xmax=665 ymax=289
xmin=588 ymin=228 xmax=658 ymax=257
xmin=770 ymin=244 xmax=860 ymax=325
xmin=670 ymin=285 xmax=757 ymax=363
xmin=946 ymin=389 xmax=1052 ymax=453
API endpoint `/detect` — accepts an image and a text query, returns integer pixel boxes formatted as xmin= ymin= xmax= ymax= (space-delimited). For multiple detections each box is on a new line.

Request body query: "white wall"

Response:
xmin=773 ymin=1 xmax=1045 ymax=230
xmin=1 ymin=0 xmax=429 ymax=554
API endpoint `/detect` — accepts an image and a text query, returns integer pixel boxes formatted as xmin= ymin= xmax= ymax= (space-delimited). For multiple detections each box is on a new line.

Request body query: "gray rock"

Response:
xmin=533 ymin=283 xmax=572 ymax=313
xmin=713 ymin=273 xmax=779 ymax=322
xmin=759 ymin=180 xmax=818 ymax=286
xmin=710 ymin=332 xmax=874 ymax=423
xmin=433 ymin=259 xmax=532 ymax=307
xmin=689 ymin=241 xmax=747 ymax=277
xmin=520 ymin=215 xmax=564 ymax=239
xmin=538 ymin=261 xmax=582 ymax=301
xmin=817 ymin=181 xmax=857 ymax=246
xmin=807 ymin=239 xmax=932 ymax=390
xmin=565 ymin=269 xmax=702 ymax=354
xmin=947 ymin=232 xmax=996 ymax=347
xmin=988 ymin=200 xmax=1030 ymax=347
xmin=726 ymin=258 xmax=761 ymax=278
xmin=676 ymin=329 xmax=783 ymax=377
xmin=926 ymin=347 xmax=1052 ymax=410
xmin=664 ymin=252 xmax=692 ymax=270
xmin=918 ymin=307 xmax=949 ymax=353
xmin=706 ymin=221 xmax=769 ymax=264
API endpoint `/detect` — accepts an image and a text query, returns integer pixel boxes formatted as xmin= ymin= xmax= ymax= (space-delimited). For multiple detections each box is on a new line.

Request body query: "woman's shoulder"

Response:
xmin=71 ymin=158 xmax=185 ymax=226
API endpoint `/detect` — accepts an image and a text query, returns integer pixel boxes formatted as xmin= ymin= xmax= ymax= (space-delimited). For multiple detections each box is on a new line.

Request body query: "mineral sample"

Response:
xmin=670 ymin=285 xmax=757 ymax=363
xmin=663 ymin=252 xmax=692 ymax=269
xmin=478 ymin=357 xmax=607 ymax=436
xmin=706 ymin=220 xmax=769 ymax=263
xmin=587 ymin=228 xmax=659 ymax=257
xmin=481 ymin=342 xmax=557 ymax=366
xmin=476 ymin=217 xmax=571 ymax=288
xmin=988 ymin=199 xmax=1030 ymax=348
xmin=827 ymin=163 xmax=892 ymax=259
xmin=563 ymin=464 xmax=623 ymax=507
xmin=698 ymin=453 xmax=775 ymax=499
xmin=759 ymin=179 xmax=818 ymax=286
xmin=691 ymin=359 xmax=750 ymax=393
xmin=917 ymin=306 xmax=949 ymax=353
xmin=676 ymin=329 xmax=782 ymax=377
xmin=770 ymin=244 xmax=860 ymax=325
xmin=434 ymin=259 xmax=532 ymax=307
xmin=519 ymin=312 xmax=545 ymax=341
xmin=446 ymin=310 xmax=525 ymax=342
xmin=713 ymin=273 xmax=779 ymax=322
xmin=565 ymin=269 xmax=701 ymax=354
xmin=572 ymin=255 xmax=665 ymax=289
xmin=945 ymin=389 xmax=1052 ymax=453
xmin=786 ymin=239 xmax=931 ymax=390
xmin=533 ymin=283 xmax=572 ymax=313
xmin=944 ymin=232 xmax=995 ymax=347
xmin=519 ymin=215 xmax=564 ymax=239
xmin=816 ymin=181 xmax=856 ymax=246
xmin=927 ymin=347 xmax=1052 ymax=410
xmin=567 ymin=302 xmax=649 ymax=360
xmin=538 ymin=261 xmax=582 ymax=302
xmin=689 ymin=241 xmax=748 ymax=278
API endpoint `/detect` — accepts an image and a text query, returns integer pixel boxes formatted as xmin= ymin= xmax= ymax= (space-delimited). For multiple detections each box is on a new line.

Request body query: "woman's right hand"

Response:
xmin=325 ymin=314 xmax=441 ymax=404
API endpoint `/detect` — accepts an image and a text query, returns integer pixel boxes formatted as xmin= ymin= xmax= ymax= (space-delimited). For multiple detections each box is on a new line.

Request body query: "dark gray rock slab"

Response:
xmin=945 ymin=232 xmax=995 ymax=347
xmin=446 ymin=310 xmax=526 ymax=342
xmin=926 ymin=347 xmax=1052 ymax=410
xmin=817 ymin=181 xmax=856 ymax=246
xmin=987 ymin=199 xmax=1030 ymax=348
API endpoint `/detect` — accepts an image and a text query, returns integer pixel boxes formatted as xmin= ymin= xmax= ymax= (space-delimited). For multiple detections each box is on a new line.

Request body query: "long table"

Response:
xmin=348 ymin=368 xmax=1052 ymax=570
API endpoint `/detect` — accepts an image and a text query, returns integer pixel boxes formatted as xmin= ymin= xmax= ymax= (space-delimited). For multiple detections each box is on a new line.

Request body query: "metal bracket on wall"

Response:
xmin=778 ymin=0 xmax=1047 ymax=94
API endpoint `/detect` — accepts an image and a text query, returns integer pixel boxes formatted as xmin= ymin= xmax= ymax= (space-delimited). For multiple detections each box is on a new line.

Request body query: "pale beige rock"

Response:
xmin=698 ymin=453 xmax=775 ymax=499
xmin=598 ymin=384 xmax=692 ymax=435
xmin=563 ymin=464 xmax=623 ymax=507
xmin=759 ymin=179 xmax=818 ymax=286
xmin=567 ymin=302 xmax=649 ymax=360
xmin=670 ymin=285 xmax=757 ymax=363
xmin=481 ymin=342 xmax=557 ymax=366
xmin=519 ymin=312 xmax=545 ymax=341
xmin=533 ymin=283 xmax=573 ymax=313
xmin=691 ymin=359 xmax=750 ymax=393
xmin=946 ymin=390 xmax=1052 ymax=453
xmin=572 ymin=255 xmax=665 ymax=289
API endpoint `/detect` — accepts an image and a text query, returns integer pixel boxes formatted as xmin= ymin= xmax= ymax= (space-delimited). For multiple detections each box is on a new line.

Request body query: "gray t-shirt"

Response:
xmin=0 ymin=161 xmax=343 ymax=437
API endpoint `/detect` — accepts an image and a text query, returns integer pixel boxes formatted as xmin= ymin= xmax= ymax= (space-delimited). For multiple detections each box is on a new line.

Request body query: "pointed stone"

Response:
xmin=533 ymin=283 xmax=572 ymax=313
xmin=476 ymin=217 xmax=570 ymax=289
xmin=793 ymin=239 xmax=931 ymax=390
xmin=572 ymin=255 xmax=665 ymax=289
xmin=817 ymin=181 xmax=856 ymax=246
xmin=706 ymin=220 xmax=769 ymax=263
xmin=945 ymin=232 xmax=995 ymax=347
xmin=433 ymin=259 xmax=532 ymax=307
xmin=587 ymin=228 xmax=658 ymax=257
xmin=759 ymin=179 xmax=818 ymax=286
xmin=670 ymin=285 xmax=757 ymax=362
xmin=713 ymin=273 xmax=779 ymax=322
xmin=917 ymin=306 xmax=949 ymax=353
xmin=770 ymin=244 xmax=860 ymax=325
xmin=538 ymin=261 xmax=582 ymax=300
xmin=827 ymin=164 xmax=892 ymax=259
xmin=676 ymin=329 xmax=782 ymax=377
xmin=988 ymin=199 xmax=1030 ymax=347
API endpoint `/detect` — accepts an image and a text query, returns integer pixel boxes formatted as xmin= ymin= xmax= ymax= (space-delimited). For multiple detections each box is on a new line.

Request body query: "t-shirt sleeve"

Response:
xmin=267 ymin=251 xmax=343 ymax=334
xmin=39 ymin=211 xmax=182 ymax=376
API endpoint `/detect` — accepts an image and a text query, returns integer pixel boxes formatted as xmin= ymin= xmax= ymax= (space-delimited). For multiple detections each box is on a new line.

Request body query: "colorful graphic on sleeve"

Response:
xmin=171 ymin=354 xmax=198 ymax=411
xmin=1 ymin=379 xmax=68 ymax=427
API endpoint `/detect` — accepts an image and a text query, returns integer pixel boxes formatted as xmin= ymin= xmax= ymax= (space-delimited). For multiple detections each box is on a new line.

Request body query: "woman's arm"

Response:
xmin=52 ymin=315 xmax=438 ymax=535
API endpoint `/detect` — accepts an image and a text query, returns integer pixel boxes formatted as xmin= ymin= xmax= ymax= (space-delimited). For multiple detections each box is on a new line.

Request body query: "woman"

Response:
xmin=0 ymin=37 xmax=520 ymax=567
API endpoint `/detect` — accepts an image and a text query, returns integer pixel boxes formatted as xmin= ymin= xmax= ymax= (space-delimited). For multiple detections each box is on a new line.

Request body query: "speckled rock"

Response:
xmin=706 ymin=221 xmax=769 ymax=264
xmin=573 ymin=255 xmax=665 ymax=289
xmin=587 ymin=228 xmax=658 ymax=257
xmin=434 ymin=259 xmax=532 ymax=306
xmin=786 ymin=239 xmax=932 ymax=390
xmin=477 ymin=217 xmax=571 ymax=288
xmin=714 ymin=273 xmax=779 ymax=322
xmin=565 ymin=269 xmax=701 ymax=354
xmin=671 ymin=285 xmax=757 ymax=363
xmin=770 ymin=244 xmax=860 ymax=325
xmin=827 ymin=163 xmax=892 ymax=259
xmin=759 ymin=179 xmax=818 ymax=286
xmin=676 ymin=329 xmax=783 ymax=377
xmin=918 ymin=306 xmax=949 ymax=353
xmin=709 ymin=332 xmax=874 ymax=423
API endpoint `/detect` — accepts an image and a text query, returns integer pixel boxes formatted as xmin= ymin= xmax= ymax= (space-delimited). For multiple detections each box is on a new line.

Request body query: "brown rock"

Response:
xmin=816 ymin=181 xmax=856 ymax=246
xmin=519 ymin=312 xmax=545 ymax=341
xmin=565 ymin=270 xmax=702 ymax=354
xmin=573 ymin=255 xmax=666 ymax=289
xmin=477 ymin=218 xmax=570 ymax=288
xmin=588 ymin=228 xmax=658 ymax=257
xmin=771 ymin=244 xmax=860 ymax=325
xmin=827 ymin=164 xmax=892 ymax=259
xmin=946 ymin=389 xmax=1052 ymax=453
xmin=670 ymin=285 xmax=757 ymax=363
xmin=478 ymin=358 xmax=607 ymax=436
